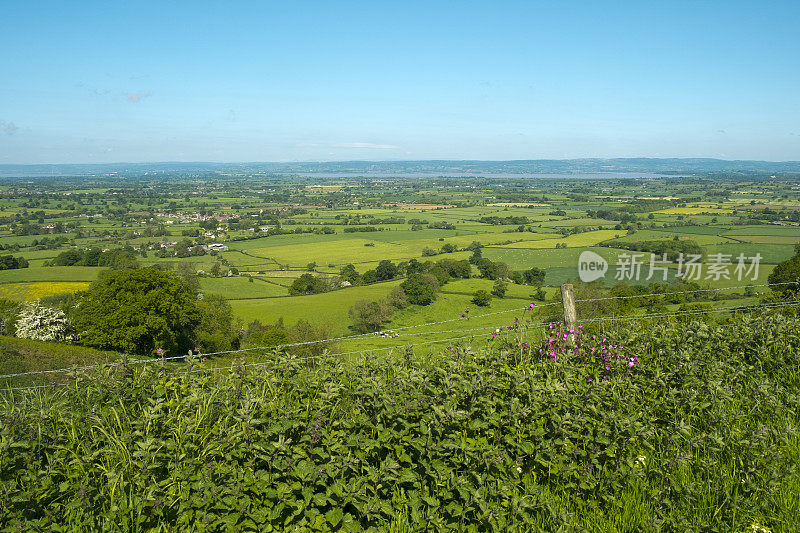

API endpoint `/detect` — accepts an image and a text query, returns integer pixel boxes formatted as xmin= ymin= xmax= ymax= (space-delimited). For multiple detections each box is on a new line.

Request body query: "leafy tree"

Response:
xmin=195 ymin=294 xmax=239 ymax=353
xmin=287 ymin=319 xmax=335 ymax=359
xmin=52 ymin=248 xmax=138 ymax=270
xmin=495 ymin=261 xmax=513 ymax=281
xmin=768 ymin=244 xmax=800 ymax=296
xmin=476 ymin=258 xmax=498 ymax=279
xmin=492 ymin=279 xmax=508 ymax=298
xmin=177 ymin=262 xmax=201 ymax=292
xmin=74 ymin=268 xmax=201 ymax=355
xmin=428 ymin=264 xmax=450 ymax=285
xmin=349 ymin=300 xmax=393 ymax=333
xmin=387 ymin=287 xmax=409 ymax=309
xmin=99 ymin=249 xmax=139 ymax=270
xmin=0 ymin=255 xmax=28 ymax=270
xmin=52 ymin=249 xmax=83 ymax=266
xmin=83 ymin=248 xmax=103 ymax=266
xmin=339 ymin=264 xmax=360 ymax=285
xmin=405 ymin=258 xmax=425 ymax=275
xmin=421 ymin=247 xmax=438 ymax=257
xmin=437 ymin=259 xmax=471 ymax=279
xmin=37 ymin=293 xmax=79 ymax=320
xmin=440 ymin=243 xmax=458 ymax=254
xmin=289 ymin=273 xmax=330 ymax=295
xmin=468 ymin=248 xmax=483 ymax=264
xmin=0 ymin=298 xmax=20 ymax=336
xmin=400 ymin=273 xmax=439 ymax=305
xmin=361 ymin=269 xmax=379 ymax=284
xmin=471 ymin=290 xmax=492 ymax=307
xmin=199 ymin=219 xmax=218 ymax=230
xmin=375 ymin=260 xmax=399 ymax=281
xmin=520 ymin=267 xmax=546 ymax=286
xmin=244 ymin=319 xmax=288 ymax=348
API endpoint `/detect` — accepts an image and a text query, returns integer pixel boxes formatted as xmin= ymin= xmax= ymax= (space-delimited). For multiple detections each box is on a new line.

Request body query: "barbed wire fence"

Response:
xmin=0 ymin=281 xmax=797 ymax=392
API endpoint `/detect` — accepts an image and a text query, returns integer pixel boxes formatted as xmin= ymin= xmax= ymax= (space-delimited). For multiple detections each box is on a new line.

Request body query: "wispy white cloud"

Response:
xmin=333 ymin=142 xmax=399 ymax=149
xmin=126 ymin=92 xmax=152 ymax=103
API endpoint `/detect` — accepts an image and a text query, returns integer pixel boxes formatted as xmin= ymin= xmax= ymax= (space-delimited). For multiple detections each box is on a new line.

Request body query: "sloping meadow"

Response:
xmin=1 ymin=312 xmax=799 ymax=531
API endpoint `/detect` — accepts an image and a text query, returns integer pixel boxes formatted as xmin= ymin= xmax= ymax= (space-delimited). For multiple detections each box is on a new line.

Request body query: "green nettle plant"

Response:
xmin=0 ymin=312 xmax=798 ymax=531
xmin=14 ymin=301 xmax=75 ymax=342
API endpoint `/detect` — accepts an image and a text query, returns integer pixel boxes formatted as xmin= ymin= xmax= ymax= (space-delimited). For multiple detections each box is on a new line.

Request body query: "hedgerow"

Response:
xmin=1 ymin=312 xmax=799 ymax=531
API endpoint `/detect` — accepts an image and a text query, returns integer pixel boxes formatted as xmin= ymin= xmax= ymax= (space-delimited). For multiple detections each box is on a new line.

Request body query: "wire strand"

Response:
xmin=1 ymin=300 xmax=796 ymax=393
xmin=0 ymin=281 xmax=795 ymax=383
xmin=161 ymin=300 xmax=800 ymax=377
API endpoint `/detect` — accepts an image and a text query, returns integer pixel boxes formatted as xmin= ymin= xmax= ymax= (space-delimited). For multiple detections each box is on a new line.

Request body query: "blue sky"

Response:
xmin=1 ymin=1 xmax=799 ymax=163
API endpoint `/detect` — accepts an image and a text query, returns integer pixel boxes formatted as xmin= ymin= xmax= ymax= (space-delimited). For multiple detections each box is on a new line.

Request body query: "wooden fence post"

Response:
xmin=561 ymin=283 xmax=577 ymax=336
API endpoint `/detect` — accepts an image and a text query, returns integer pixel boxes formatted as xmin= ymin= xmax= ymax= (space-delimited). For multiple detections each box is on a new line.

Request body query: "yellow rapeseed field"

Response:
xmin=656 ymin=207 xmax=733 ymax=214
xmin=0 ymin=282 xmax=90 ymax=302
xmin=495 ymin=229 xmax=621 ymax=249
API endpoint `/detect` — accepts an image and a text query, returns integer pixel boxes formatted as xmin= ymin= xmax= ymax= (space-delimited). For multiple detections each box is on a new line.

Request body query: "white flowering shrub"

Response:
xmin=15 ymin=302 xmax=75 ymax=342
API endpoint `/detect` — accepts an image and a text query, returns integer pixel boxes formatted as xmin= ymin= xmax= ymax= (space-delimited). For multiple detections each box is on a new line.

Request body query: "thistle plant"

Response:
xmin=486 ymin=303 xmax=538 ymax=363
xmin=537 ymin=322 xmax=640 ymax=380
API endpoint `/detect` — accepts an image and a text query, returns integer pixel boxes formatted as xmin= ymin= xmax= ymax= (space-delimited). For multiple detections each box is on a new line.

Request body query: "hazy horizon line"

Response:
xmin=2 ymin=156 xmax=800 ymax=167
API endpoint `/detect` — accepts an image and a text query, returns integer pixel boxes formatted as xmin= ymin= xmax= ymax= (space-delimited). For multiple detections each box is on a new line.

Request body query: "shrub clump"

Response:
xmin=471 ymin=289 xmax=491 ymax=306
xmin=14 ymin=302 xmax=75 ymax=342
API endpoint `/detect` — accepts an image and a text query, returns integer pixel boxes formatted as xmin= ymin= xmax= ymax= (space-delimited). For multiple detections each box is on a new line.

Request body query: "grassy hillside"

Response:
xmin=0 ymin=335 xmax=122 ymax=387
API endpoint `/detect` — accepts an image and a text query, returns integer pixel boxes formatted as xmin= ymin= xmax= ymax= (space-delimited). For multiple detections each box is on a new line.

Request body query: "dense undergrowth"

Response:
xmin=1 ymin=312 xmax=799 ymax=531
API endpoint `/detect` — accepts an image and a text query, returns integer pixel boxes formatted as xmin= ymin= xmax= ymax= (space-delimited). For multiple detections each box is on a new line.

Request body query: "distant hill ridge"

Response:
xmin=2 ymin=158 xmax=800 ymax=177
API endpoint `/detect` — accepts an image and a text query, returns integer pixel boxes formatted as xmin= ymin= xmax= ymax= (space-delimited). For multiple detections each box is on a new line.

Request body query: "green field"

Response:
xmin=0 ymin=173 xmax=797 ymax=347
xmin=495 ymin=229 xmax=621 ymax=249
xmin=199 ymin=276 xmax=288 ymax=299
xmin=723 ymin=225 xmax=800 ymax=236
xmin=654 ymin=225 xmax=733 ymax=235
xmin=706 ymin=243 xmax=796 ymax=264
xmin=230 ymin=280 xmax=404 ymax=332
xmin=609 ymin=229 xmax=737 ymax=245
xmin=0 ymin=266 xmax=102 ymax=283
xmin=483 ymin=246 xmax=631 ymax=270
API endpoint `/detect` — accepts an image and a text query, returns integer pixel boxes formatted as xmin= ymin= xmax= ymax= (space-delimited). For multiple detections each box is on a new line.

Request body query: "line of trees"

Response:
xmin=0 ymin=255 xmax=28 ymax=270
xmin=599 ymin=238 xmax=703 ymax=260
xmin=478 ymin=215 xmax=530 ymax=225
xmin=49 ymin=247 xmax=140 ymax=269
